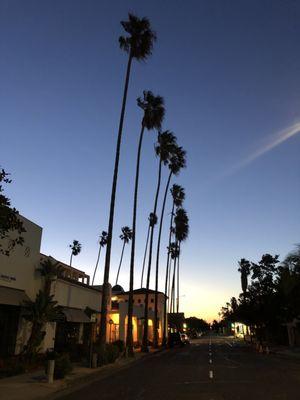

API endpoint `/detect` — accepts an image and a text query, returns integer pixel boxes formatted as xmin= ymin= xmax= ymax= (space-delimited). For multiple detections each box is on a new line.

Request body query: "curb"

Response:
xmin=38 ymin=348 xmax=167 ymax=400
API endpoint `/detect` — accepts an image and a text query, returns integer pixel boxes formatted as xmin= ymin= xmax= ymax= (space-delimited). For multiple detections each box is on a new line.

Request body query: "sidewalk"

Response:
xmin=270 ymin=346 xmax=300 ymax=359
xmin=0 ymin=349 xmax=164 ymax=400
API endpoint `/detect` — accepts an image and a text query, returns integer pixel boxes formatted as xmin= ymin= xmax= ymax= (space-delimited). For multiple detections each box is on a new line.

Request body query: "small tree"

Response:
xmin=69 ymin=240 xmax=82 ymax=267
xmin=0 ymin=169 xmax=25 ymax=256
xmin=92 ymin=231 xmax=108 ymax=285
xmin=115 ymin=226 xmax=132 ymax=285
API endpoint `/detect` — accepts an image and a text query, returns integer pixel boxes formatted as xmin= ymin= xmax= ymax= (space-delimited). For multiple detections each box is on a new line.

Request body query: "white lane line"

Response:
xmin=225 ymin=341 xmax=233 ymax=347
xmin=209 ymin=370 xmax=213 ymax=379
xmin=209 ymin=358 xmax=212 ymax=364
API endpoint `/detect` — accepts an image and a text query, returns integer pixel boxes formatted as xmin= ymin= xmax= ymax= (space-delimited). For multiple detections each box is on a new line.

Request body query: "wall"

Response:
xmin=53 ymin=279 xmax=102 ymax=311
xmin=0 ymin=215 xmax=43 ymax=300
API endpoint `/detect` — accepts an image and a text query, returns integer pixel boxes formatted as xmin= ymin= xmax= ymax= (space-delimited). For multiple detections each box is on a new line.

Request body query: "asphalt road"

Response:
xmin=58 ymin=336 xmax=300 ymax=400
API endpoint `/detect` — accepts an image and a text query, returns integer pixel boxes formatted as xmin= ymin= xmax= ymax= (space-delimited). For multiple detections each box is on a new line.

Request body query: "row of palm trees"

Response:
xmin=97 ymin=13 xmax=190 ymax=356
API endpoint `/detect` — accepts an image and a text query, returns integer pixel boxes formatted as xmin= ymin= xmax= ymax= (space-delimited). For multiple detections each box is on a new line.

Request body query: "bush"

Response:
xmin=112 ymin=340 xmax=125 ymax=354
xmin=53 ymin=354 xmax=73 ymax=379
xmin=94 ymin=343 xmax=120 ymax=366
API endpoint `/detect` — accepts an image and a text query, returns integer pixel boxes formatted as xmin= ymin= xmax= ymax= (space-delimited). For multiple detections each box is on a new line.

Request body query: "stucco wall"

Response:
xmin=0 ymin=215 xmax=43 ymax=300
xmin=53 ymin=279 xmax=102 ymax=311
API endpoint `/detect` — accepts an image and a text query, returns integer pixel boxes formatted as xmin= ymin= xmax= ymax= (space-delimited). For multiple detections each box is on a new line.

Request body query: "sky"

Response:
xmin=1 ymin=0 xmax=300 ymax=321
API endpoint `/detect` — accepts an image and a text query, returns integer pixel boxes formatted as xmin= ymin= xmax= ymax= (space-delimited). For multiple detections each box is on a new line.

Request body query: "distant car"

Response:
xmin=168 ymin=332 xmax=184 ymax=347
xmin=180 ymin=333 xmax=190 ymax=344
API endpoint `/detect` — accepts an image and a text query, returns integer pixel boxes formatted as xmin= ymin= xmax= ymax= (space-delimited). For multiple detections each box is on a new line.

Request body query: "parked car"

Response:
xmin=180 ymin=333 xmax=190 ymax=344
xmin=168 ymin=332 xmax=184 ymax=347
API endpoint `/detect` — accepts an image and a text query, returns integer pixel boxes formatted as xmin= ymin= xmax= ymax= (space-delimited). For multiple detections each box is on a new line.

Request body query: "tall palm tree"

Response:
xmin=92 ymin=231 xmax=108 ymax=285
xmin=168 ymin=241 xmax=180 ymax=313
xmin=162 ymin=185 xmax=185 ymax=344
xmin=126 ymin=91 xmax=164 ymax=355
xmin=100 ymin=14 xmax=156 ymax=350
xmin=69 ymin=240 xmax=82 ymax=267
xmin=238 ymin=258 xmax=251 ymax=294
xmin=142 ymin=130 xmax=177 ymax=352
xmin=153 ymin=146 xmax=186 ymax=347
xmin=141 ymin=213 xmax=157 ymax=287
xmin=173 ymin=208 xmax=189 ymax=313
xmin=115 ymin=226 xmax=132 ymax=285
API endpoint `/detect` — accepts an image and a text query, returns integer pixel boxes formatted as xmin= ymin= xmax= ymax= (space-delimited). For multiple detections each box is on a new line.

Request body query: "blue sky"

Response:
xmin=1 ymin=0 xmax=300 ymax=320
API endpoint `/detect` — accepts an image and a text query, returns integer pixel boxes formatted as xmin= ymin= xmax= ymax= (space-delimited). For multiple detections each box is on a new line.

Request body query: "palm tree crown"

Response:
xmin=169 ymin=146 xmax=186 ymax=176
xmin=155 ymin=130 xmax=177 ymax=165
xmin=69 ymin=240 xmax=82 ymax=256
xmin=174 ymin=208 xmax=189 ymax=243
xmin=171 ymin=184 xmax=185 ymax=208
xmin=120 ymin=226 xmax=133 ymax=243
xmin=99 ymin=231 xmax=108 ymax=247
xmin=119 ymin=14 xmax=156 ymax=61
xmin=137 ymin=91 xmax=165 ymax=130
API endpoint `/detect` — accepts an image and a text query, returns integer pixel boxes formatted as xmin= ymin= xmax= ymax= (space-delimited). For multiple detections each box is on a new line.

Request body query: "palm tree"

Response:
xmin=92 ymin=231 xmax=108 ymax=285
xmin=238 ymin=258 xmax=251 ymax=294
xmin=153 ymin=145 xmax=186 ymax=347
xmin=162 ymin=185 xmax=185 ymax=344
xmin=126 ymin=91 xmax=164 ymax=355
xmin=22 ymin=291 xmax=60 ymax=357
xmin=141 ymin=213 xmax=157 ymax=287
xmin=69 ymin=240 xmax=82 ymax=267
xmin=115 ymin=226 xmax=132 ymax=285
xmin=168 ymin=241 xmax=180 ymax=313
xmin=173 ymin=208 xmax=189 ymax=313
xmin=142 ymin=130 xmax=177 ymax=352
xmin=99 ymin=13 xmax=156 ymax=351
xmin=38 ymin=258 xmax=61 ymax=296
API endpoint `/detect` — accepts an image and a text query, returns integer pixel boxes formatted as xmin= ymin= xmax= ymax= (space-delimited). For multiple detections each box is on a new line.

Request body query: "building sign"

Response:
xmin=0 ymin=273 xmax=16 ymax=283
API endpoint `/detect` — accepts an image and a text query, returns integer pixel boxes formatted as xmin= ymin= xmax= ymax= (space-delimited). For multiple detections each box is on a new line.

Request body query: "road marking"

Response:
xmin=209 ymin=370 xmax=214 ymax=379
xmin=209 ymin=358 xmax=212 ymax=364
xmin=225 ymin=341 xmax=233 ymax=347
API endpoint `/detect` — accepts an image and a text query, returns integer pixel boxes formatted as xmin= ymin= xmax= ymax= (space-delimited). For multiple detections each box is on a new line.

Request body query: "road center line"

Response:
xmin=209 ymin=370 xmax=213 ymax=379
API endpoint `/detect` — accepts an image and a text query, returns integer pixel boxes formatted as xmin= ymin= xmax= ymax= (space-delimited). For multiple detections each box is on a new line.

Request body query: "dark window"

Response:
xmin=150 ymin=298 xmax=154 ymax=303
xmin=138 ymin=299 xmax=141 ymax=303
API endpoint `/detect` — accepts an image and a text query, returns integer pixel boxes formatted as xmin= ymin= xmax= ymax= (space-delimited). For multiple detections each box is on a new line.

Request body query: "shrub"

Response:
xmin=95 ymin=343 xmax=120 ymax=366
xmin=112 ymin=340 xmax=125 ymax=354
xmin=53 ymin=354 xmax=73 ymax=379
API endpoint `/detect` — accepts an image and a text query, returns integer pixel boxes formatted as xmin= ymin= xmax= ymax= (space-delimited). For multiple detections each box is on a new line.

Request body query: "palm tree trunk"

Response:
xmin=126 ymin=125 xmax=145 ymax=356
xmin=162 ymin=201 xmax=175 ymax=345
xmin=99 ymin=53 xmax=133 ymax=351
xmin=171 ymin=252 xmax=177 ymax=313
xmin=176 ymin=243 xmax=181 ymax=313
xmin=140 ymin=223 xmax=151 ymax=288
xmin=115 ymin=241 xmax=126 ymax=285
xmin=69 ymin=253 xmax=73 ymax=267
xmin=153 ymin=171 xmax=172 ymax=348
xmin=142 ymin=160 xmax=162 ymax=352
xmin=92 ymin=246 xmax=102 ymax=285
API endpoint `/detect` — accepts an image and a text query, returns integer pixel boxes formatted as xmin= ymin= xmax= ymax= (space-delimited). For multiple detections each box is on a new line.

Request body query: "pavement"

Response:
xmin=1 ymin=336 xmax=300 ymax=400
xmin=55 ymin=335 xmax=300 ymax=400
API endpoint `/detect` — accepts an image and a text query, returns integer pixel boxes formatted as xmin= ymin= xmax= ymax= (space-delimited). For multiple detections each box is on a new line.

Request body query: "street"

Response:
xmin=57 ymin=336 xmax=300 ymax=400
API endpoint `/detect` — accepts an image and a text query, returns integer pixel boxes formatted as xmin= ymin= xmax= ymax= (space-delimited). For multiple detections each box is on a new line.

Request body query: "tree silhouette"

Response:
xmin=99 ymin=13 xmax=156 ymax=353
xmin=142 ymin=131 xmax=177 ymax=352
xmin=92 ymin=231 xmax=108 ymax=285
xmin=126 ymin=91 xmax=164 ymax=356
xmin=69 ymin=240 xmax=82 ymax=267
xmin=0 ymin=168 xmax=25 ymax=256
xmin=153 ymin=145 xmax=186 ymax=347
xmin=115 ymin=226 xmax=132 ymax=285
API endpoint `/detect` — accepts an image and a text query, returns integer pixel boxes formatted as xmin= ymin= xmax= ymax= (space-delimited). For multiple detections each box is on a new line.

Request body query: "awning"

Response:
xmin=0 ymin=286 xmax=30 ymax=306
xmin=61 ymin=307 xmax=91 ymax=323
